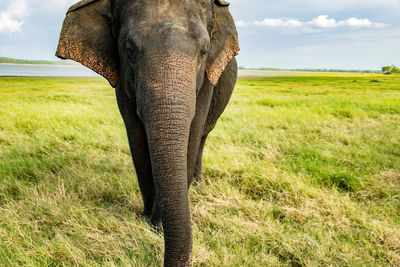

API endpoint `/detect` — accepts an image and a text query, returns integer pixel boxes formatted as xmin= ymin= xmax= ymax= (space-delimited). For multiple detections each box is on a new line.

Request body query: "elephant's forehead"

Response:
xmin=125 ymin=17 xmax=190 ymax=37
xmin=121 ymin=0 xmax=211 ymax=22
xmin=118 ymin=0 xmax=212 ymax=51
xmin=124 ymin=3 xmax=208 ymax=35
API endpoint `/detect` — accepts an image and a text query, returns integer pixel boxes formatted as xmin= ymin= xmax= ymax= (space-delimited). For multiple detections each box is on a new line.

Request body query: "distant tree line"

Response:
xmin=382 ymin=65 xmax=400 ymax=75
xmin=0 ymin=57 xmax=77 ymax=65
xmin=238 ymin=66 xmax=380 ymax=73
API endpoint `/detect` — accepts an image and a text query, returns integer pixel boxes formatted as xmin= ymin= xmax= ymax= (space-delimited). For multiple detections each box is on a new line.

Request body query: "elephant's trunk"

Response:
xmin=137 ymin=49 xmax=196 ymax=267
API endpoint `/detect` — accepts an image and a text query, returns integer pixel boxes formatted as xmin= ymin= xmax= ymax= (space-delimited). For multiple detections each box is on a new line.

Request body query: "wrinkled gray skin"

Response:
xmin=56 ymin=0 xmax=238 ymax=266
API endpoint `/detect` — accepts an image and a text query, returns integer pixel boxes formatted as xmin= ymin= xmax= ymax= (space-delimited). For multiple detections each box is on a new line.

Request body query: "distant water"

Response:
xmin=0 ymin=64 xmax=99 ymax=77
xmin=0 ymin=64 xmax=303 ymax=77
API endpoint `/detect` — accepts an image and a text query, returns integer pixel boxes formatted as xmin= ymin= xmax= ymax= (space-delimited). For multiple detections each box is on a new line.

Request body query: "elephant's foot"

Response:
xmin=150 ymin=195 xmax=161 ymax=226
xmin=150 ymin=209 xmax=162 ymax=234
xmin=141 ymin=199 xmax=155 ymax=220
xmin=141 ymin=210 xmax=152 ymax=220
xmin=141 ymin=204 xmax=162 ymax=233
xmin=150 ymin=221 xmax=163 ymax=234
xmin=192 ymin=163 xmax=203 ymax=185
xmin=192 ymin=135 xmax=206 ymax=186
xmin=140 ymin=197 xmax=161 ymax=231
xmin=192 ymin=175 xmax=202 ymax=186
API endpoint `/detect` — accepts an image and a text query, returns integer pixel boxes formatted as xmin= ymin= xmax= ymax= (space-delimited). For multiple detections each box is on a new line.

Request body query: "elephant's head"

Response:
xmin=56 ymin=0 xmax=238 ymax=266
xmin=56 ymin=0 xmax=239 ymax=89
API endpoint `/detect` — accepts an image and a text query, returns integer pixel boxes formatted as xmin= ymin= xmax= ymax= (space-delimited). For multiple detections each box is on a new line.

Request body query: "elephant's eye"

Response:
xmin=199 ymin=49 xmax=208 ymax=61
xmin=125 ymin=42 xmax=135 ymax=56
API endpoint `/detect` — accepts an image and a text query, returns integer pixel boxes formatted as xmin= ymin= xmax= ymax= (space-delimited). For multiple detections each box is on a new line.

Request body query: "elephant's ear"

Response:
xmin=206 ymin=1 xmax=239 ymax=86
xmin=56 ymin=0 xmax=119 ymax=87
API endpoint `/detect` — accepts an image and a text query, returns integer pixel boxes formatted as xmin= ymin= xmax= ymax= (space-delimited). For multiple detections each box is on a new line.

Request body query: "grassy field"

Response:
xmin=0 ymin=74 xmax=399 ymax=266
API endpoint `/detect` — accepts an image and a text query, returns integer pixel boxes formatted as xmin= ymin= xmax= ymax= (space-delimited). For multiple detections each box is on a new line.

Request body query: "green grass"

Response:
xmin=0 ymin=74 xmax=399 ymax=266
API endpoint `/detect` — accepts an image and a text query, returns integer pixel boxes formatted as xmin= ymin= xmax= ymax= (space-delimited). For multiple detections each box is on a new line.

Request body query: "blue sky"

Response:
xmin=0 ymin=0 xmax=399 ymax=69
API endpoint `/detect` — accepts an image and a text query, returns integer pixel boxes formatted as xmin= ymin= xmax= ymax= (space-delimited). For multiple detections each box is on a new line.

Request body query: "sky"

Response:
xmin=0 ymin=0 xmax=399 ymax=70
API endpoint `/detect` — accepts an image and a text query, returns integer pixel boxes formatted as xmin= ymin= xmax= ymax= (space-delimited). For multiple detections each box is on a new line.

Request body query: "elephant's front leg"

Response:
xmin=116 ymin=87 xmax=156 ymax=218
xmin=192 ymin=59 xmax=237 ymax=182
xmin=187 ymin=81 xmax=214 ymax=186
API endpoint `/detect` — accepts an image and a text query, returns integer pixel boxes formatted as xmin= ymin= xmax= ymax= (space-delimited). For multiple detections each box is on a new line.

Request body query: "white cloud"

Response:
xmin=339 ymin=17 xmax=386 ymax=28
xmin=252 ymin=18 xmax=304 ymax=27
xmin=308 ymin=15 xmax=337 ymax=28
xmin=285 ymin=19 xmax=303 ymax=27
xmin=309 ymin=15 xmax=387 ymax=28
xmin=238 ymin=15 xmax=388 ymax=29
xmin=31 ymin=0 xmax=80 ymax=9
xmin=254 ymin=18 xmax=284 ymax=27
xmin=0 ymin=0 xmax=27 ymax=34
xmin=301 ymin=0 xmax=400 ymax=10
xmin=9 ymin=1 xmax=28 ymax=17
xmin=0 ymin=14 xmax=24 ymax=33
xmin=0 ymin=0 xmax=80 ymax=34
xmin=235 ymin=20 xmax=248 ymax=27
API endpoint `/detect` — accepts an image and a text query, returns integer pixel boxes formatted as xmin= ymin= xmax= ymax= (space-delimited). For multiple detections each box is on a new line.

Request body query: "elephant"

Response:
xmin=56 ymin=0 xmax=239 ymax=266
